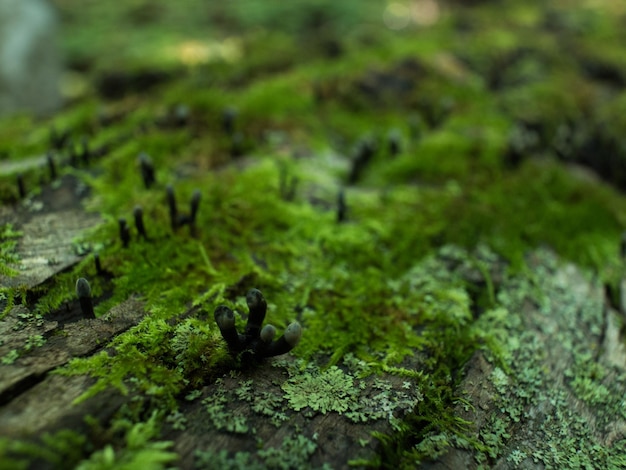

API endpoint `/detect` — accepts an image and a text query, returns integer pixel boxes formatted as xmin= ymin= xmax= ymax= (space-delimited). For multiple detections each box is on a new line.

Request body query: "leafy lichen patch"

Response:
xmin=281 ymin=361 xmax=423 ymax=423
xmin=168 ymin=352 xmax=426 ymax=468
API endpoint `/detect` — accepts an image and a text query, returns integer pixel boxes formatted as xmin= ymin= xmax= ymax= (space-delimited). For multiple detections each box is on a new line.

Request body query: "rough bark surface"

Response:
xmin=0 ymin=174 xmax=100 ymax=288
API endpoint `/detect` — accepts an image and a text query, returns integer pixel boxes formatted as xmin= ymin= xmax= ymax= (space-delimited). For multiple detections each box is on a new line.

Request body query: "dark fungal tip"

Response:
xmin=119 ymin=217 xmax=130 ymax=247
xmin=47 ymin=153 xmax=57 ymax=180
xmin=76 ymin=277 xmax=95 ymax=319
xmin=190 ymin=189 xmax=201 ymax=225
xmin=166 ymin=184 xmax=178 ymax=231
xmin=214 ymin=289 xmax=301 ymax=360
xmin=337 ymin=188 xmax=347 ymax=223
xmin=17 ymin=174 xmax=26 ymax=199
xmin=94 ymin=253 xmax=103 ymax=275
xmin=138 ymin=153 xmax=156 ymax=189
xmin=133 ymin=205 xmax=148 ymax=239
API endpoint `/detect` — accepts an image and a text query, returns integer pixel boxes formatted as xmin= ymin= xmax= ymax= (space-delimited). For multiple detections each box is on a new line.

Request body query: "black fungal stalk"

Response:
xmin=255 ymin=324 xmax=276 ymax=357
xmin=17 ymin=174 xmax=26 ymax=199
xmin=166 ymin=185 xmax=201 ymax=233
xmin=76 ymin=278 xmax=95 ymax=319
xmin=388 ymin=130 xmax=401 ymax=157
xmin=167 ymin=104 xmax=189 ymax=128
xmin=266 ymin=322 xmax=302 ymax=357
xmin=348 ymin=138 xmax=377 ymax=184
xmin=134 ymin=205 xmax=148 ymax=240
xmin=189 ymin=189 xmax=201 ymax=228
xmin=94 ymin=253 xmax=103 ymax=276
xmin=621 ymin=232 xmax=626 ymax=260
xmin=47 ymin=153 xmax=57 ymax=180
xmin=68 ymin=141 xmax=79 ymax=167
xmin=119 ymin=218 xmax=131 ymax=247
xmin=214 ymin=306 xmax=243 ymax=352
xmin=244 ymin=288 xmax=267 ymax=338
xmin=214 ymin=288 xmax=302 ymax=360
xmin=230 ymin=132 xmax=244 ymax=158
xmin=139 ymin=153 xmax=156 ymax=189
xmin=337 ymin=188 xmax=347 ymax=223
xmin=166 ymin=184 xmax=178 ymax=231
xmin=49 ymin=127 xmax=69 ymax=151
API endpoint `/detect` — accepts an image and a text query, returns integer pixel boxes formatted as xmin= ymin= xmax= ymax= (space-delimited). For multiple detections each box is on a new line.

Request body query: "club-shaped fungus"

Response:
xmin=214 ymin=288 xmax=301 ymax=360
xmin=76 ymin=277 xmax=95 ymax=319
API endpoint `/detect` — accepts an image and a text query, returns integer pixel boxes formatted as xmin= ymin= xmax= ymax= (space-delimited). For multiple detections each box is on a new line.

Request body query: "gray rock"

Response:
xmin=0 ymin=0 xmax=62 ymax=117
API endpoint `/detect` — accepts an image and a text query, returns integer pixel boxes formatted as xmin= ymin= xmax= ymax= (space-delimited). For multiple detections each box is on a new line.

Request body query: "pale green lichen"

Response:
xmin=202 ymin=379 xmax=251 ymax=434
xmin=195 ymin=434 xmax=327 ymax=470
xmin=251 ymin=392 xmax=289 ymax=426
xmin=281 ymin=361 xmax=423 ymax=423
xmin=282 ymin=365 xmax=357 ymax=414
xmin=451 ymin=250 xmax=626 ymax=469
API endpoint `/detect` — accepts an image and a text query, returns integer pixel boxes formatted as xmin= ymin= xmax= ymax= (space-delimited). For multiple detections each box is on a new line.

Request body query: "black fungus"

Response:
xmin=76 ymin=278 xmax=96 ymax=319
xmin=214 ymin=288 xmax=301 ymax=360
xmin=119 ymin=218 xmax=131 ymax=247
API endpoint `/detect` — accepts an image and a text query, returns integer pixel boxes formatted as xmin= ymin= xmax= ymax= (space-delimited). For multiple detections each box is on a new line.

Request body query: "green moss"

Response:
xmin=74 ymin=412 xmax=177 ymax=470
xmin=0 ymin=429 xmax=87 ymax=469
xmin=0 ymin=223 xmax=23 ymax=279
xmin=0 ymin=224 xmax=26 ymax=319
xmin=58 ymin=315 xmax=229 ymax=410
xmin=49 ymin=143 xmax=626 ymax=464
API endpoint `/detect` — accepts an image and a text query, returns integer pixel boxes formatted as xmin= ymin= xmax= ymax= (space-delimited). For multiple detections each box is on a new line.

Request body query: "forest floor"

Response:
xmin=1 ymin=1 xmax=626 ymax=468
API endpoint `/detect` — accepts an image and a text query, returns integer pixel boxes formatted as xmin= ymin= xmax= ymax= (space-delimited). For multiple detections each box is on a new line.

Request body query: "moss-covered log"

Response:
xmin=1 ymin=1 xmax=626 ymax=468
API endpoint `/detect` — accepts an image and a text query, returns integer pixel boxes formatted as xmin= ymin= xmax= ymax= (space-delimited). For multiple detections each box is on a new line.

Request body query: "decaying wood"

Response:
xmin=166 ymin=354 xmax=423 ymax=469
xmin=0 ymin=174 xmax=101 ymax=288
xmin=0 ymin=175 xmax=140 ymax=440
xmin=0 ymin=375 xmax=125 ymax=440
xmin=2 ymin=171 xmax=626 ymax=469
xmin=0 ymin=298 xmax=144 ymax=408
xmin=426 ymin=258 xmax=626 ymax=469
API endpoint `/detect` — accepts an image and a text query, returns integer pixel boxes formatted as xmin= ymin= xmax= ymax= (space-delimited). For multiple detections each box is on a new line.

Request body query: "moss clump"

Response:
xmin=58 ymin=315 xmax=229 ymax=410
xmin=0 ymin=429 xmax=87 ymax=469
xmin=74 ymin=412 xmax=177 ymax=470
xmin=0 ymin=224 xmax=23 ymax=278
xmin=0 ymin=223 xmax=26 ymax=318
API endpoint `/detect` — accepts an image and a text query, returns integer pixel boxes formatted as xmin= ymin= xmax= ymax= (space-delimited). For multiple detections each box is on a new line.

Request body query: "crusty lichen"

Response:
xmin=400 ymin=248 xmax=626 ymax=468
